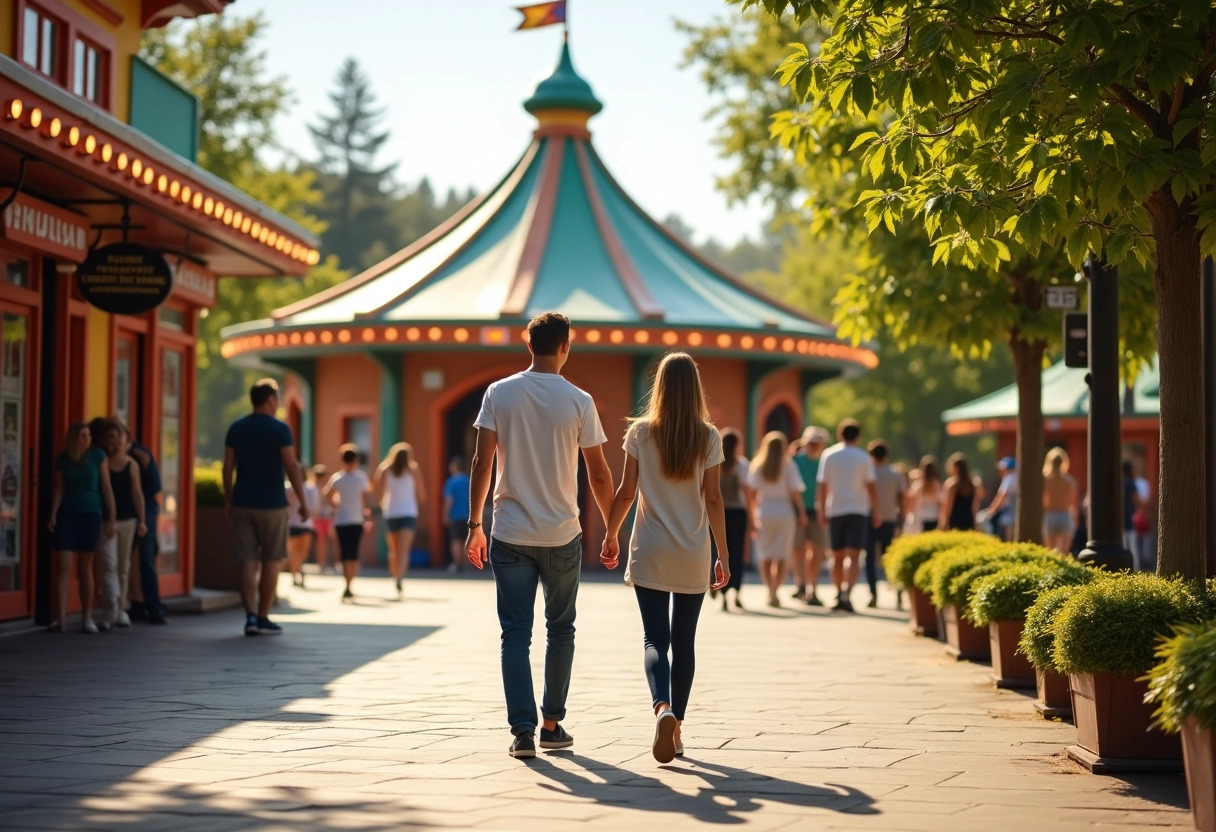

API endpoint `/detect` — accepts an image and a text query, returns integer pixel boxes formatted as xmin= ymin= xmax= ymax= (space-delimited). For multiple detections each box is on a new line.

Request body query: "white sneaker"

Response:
xmin=653 ymin=709 xmax=677 ymax=763
xmin=83 ymin=619 xmax=99 ymax=634
xmin=116 ymin=612 xmax=131 ymax=628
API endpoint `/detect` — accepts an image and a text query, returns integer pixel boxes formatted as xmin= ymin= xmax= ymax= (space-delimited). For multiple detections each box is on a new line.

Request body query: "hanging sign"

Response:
xmin=1 ymin=193 xmax=90 ymax=262
xmin=77 ymin=242 xmax=173 ymax=315
xmin=1044 ymin=285 xmax=1080 ymax=311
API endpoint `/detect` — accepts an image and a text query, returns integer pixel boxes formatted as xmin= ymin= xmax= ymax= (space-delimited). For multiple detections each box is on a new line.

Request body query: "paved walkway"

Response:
xmin=0 ymin=570 xmax=1192 ymax=831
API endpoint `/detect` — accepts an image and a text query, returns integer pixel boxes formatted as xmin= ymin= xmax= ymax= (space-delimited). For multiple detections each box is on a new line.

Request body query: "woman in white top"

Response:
xmin=748 ymin=431 xmax=808 ymax=609
xmin=602 ymin=352 xmax=729 ymax=764
xmin=285 ymin=471 xmax=322 ymax=588
xmin=374 ymin=442 xmax=426 ymax=599
xmin=905 ymin=456 xmax=943 ymax=533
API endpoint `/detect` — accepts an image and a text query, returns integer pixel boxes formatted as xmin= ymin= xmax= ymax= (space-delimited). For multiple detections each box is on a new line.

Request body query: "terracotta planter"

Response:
xmin=1182 ymin=719 xmax=1216 ymax=832
xmin=943 ymin=604 xmax=990 ymax=661
xmin=1034 ymin=668 xmax=1072 ymax=719
xmin=989 ymin=620 xmax=1034 ymax=688
xmin=1067 ymin=672 xmax=1182 ymax=771
xmin=906 ymin=586 xmax=938 ymax=638
xmin=193 ymin=506 xmax=242 ymax=591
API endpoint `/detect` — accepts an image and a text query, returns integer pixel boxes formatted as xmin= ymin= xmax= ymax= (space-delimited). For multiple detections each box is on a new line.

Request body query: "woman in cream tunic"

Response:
xmin=603 ymin=353 xmax=729 ymax=764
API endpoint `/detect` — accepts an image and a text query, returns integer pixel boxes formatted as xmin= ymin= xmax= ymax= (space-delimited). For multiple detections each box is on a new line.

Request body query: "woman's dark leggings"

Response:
xmin=634 ymin=586 xmax=705 ymax=721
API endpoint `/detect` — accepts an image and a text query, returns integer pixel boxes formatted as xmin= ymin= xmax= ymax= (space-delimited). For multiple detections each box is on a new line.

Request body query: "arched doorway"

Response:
xmin=764 ymin=403 xmax=797 ymax=442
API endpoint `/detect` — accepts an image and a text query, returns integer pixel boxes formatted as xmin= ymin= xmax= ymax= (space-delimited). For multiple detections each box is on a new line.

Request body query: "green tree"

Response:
xmin=309 ymin=58 xmax=400 ymax=270
xmin=142 ymin=16 xmax=346 ymax=459
xmin=685 ymin=6 xmax=1156 ymax=543
xmin=748 ymin=0 xmax=1215 ymax=578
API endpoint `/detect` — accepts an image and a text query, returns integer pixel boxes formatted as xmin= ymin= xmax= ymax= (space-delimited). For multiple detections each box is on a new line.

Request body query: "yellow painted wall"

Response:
xmin=86 ymin=306 xmax=111 ymax=418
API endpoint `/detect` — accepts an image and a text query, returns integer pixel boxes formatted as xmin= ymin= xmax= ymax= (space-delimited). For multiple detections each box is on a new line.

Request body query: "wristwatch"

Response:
xmin=467 ymin=520 xmax=482 ymax=530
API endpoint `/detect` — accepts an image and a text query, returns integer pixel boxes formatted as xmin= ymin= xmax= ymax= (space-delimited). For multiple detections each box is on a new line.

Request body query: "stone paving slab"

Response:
xmin=0 ymin=571 xmax=1193 ymax=830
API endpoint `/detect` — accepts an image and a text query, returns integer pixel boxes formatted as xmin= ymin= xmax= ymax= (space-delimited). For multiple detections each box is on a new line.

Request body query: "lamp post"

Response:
xmin=1205 ymin=256 xmax=1216 ymax=578
xmin=1078 ymin=252 xmax=1133 ymax=571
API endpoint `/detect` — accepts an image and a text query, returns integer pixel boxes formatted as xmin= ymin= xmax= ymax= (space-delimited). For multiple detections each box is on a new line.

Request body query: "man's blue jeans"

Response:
xmin=490 ymin=535 xmax=581 ymax=737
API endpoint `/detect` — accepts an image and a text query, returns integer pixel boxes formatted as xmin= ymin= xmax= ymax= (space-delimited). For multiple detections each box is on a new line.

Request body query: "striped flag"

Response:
xmin=516 ymin=1 xmax=566 ymax=30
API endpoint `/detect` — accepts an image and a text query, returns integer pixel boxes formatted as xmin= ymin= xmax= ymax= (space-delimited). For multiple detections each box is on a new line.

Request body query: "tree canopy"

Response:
xmin=742 ymin=0 xmax=1205 ymax=576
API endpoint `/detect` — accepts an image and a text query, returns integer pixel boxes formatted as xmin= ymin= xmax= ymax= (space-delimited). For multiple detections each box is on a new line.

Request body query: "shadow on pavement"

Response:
xmin=529 ymin=751 xmax=876 ymax=823
xmin=0 ymin=619 xmax=439 ymax=829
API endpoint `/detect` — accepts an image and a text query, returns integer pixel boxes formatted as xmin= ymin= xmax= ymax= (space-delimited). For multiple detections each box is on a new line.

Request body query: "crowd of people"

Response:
xmin=48 ymin=417 xmax=165 ymax=633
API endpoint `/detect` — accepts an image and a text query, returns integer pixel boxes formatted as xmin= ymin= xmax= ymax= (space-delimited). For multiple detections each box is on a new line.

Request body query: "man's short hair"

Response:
xmin=867 ymin=439 xmax=889 ymax=461
xmin=839 ymin=419 xmax=861 ymax=443
xmin=250 ymin=378 xmax=279 ymax=408
xmin=527 ymin=312 xmax=571 ymax=356
xmin=88 ymin=416 xmax=116 ymax=444
xmin=340 ymin=443 xmax=360 ymax=465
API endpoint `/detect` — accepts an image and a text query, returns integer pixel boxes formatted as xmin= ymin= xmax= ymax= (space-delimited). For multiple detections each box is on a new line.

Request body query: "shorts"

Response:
xmin=795 ymin=510 xmax=826 ymax=549
xmin=336 ymin=524 xmax=364 ymax=561
xmin=1043 ymin=510 xmax=1072 ymax=537
xmin=385 ymin=516 xmax=417 ymax=533
xmin=53 ymin=511 xmax=102 ymax=553
xmin=828 ymin=514 xmax=869 ymax=551
xmin=314 ymin=517 xmax=333 ymax=537
xmin=288 ymin=527 xmax=315 ymax=539
xmin=231 ymin=507 xmax=289 ymax=563
xmin=449 ymin=520 xmax=470 ymax=542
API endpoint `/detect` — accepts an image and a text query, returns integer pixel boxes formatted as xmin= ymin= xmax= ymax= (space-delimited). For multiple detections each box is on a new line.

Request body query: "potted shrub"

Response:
xmin=1022 ymin=585 xmax=1083 ymax=719
xmin=1053 ymin=574 xmax=1208 ymax=771
xmin=920 ymin=542 xmax=1056 ymax=661
xmin=193 ymin=465 xmax=241 ymax=591
xmin=883 ymin=531 xmax=989 ymax=637
xmin=1146 ymin=621 xmax=1216 ymax=832
xmin=968 ymin=561 xmax=1092 ymax=689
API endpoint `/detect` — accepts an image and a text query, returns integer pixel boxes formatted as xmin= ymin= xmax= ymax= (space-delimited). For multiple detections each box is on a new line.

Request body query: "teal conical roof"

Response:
xmin=524 ymin=41 xmax=603 ymax=116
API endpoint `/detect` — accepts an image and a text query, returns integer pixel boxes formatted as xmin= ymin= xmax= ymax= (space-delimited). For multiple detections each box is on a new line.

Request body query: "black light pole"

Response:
xmin=1205 ymin=256 xmax=1216 ymax=578
xmin=1079 ymin=253 xmax=1133 ymax=570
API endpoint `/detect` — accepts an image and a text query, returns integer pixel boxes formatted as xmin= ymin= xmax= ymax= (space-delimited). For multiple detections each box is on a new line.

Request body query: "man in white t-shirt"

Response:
xmin=816 ymin=419 xmax=879 ymax=613
xmin=466 ymin=312 xmax=615 ymax=760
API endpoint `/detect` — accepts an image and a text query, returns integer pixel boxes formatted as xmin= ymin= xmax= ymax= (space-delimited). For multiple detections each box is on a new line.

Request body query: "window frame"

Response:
xmin=14 ymin=0 xmax=116 ymax=111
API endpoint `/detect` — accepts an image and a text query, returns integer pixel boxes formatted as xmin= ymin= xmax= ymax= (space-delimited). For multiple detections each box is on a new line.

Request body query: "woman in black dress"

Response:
xmin=941 ymin=453 xmax=983 ymax=532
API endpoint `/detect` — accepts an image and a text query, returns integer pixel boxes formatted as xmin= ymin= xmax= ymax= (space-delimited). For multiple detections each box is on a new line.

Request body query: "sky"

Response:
xmin=233 ymin=0 xmax=768 ymax=246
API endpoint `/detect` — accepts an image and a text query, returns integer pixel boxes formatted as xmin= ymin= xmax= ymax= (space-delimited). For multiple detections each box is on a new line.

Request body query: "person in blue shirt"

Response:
xmin=223 ymin=379 xmax=309 ymax=637
xmin=442 ymin=456 xmax=471 ymax=573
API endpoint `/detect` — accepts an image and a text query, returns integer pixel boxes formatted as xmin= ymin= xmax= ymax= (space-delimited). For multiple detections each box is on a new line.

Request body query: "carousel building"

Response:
xmin=222 ymin=43 xmax=876 ymax=564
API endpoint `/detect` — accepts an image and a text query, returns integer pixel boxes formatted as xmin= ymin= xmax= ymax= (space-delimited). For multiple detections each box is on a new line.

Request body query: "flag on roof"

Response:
xmin=516 ymin=1 xmax=566 ymax=30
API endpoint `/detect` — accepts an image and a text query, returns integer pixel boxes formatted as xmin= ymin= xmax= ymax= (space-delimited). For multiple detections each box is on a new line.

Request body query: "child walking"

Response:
xmin=602 ymin=352 xmax=730 ymax=763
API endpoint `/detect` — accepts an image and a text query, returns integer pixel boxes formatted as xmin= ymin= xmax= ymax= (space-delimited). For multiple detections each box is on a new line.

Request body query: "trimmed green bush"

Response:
xmin=1020 ymin=584 xmax=1084 ymax=671
xmin=886 ymin=531 xmax=993 ymax=591
xmin=1053 ymin=574 xmax=1209 ymax=676
xmin=882 ymin=530 xmax=991 ymax=590
xmin=1146 ymin=621 xmax=1216 ymax=733
xmin=195 ymin=465 xmax=225 ymax=508
xmin=917 ymin=541 xmax=1060 ymax=609
xmin=966 ymin=560 xmax=1094 ymax=626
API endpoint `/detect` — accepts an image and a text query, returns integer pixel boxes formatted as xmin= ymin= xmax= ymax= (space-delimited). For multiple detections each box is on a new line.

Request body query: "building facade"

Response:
xmin=222 ymin=44 xmax=875 ymax=566
xmin=0 ymin=0 xmax=319 ymax=624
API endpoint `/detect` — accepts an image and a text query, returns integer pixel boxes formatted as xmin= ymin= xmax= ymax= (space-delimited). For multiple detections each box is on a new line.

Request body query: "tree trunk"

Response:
xmin=1146 ymin=192 xmax=1206 ymax=580
xmin=1010 ymin=336 xmax=1046 ymax=544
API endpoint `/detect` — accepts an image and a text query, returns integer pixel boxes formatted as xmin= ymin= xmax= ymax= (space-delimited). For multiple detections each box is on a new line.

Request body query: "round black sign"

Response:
xmin=78 ymin=242 xmax=173 ymax=315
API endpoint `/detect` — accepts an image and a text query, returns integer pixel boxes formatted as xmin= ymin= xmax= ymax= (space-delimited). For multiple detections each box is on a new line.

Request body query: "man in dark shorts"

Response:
xmin=815 ymin=419 xmax=879 ymax=613
xmin=223 ymin=379 xmax=309 ymax=636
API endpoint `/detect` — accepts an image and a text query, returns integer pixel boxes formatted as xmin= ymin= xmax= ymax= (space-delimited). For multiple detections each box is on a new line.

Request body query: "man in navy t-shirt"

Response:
xmin=223 ymin=378 xmax=309 ymax=637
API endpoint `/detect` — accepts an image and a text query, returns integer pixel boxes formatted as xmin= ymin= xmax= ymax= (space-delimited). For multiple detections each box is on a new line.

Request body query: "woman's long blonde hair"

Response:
xmin=380 ymin=442 xmax=416 ymax=478
xmin=1043 ymin=447 xmax=1070 ymax=477
xmin=631 ymin=353 xmax=710 ymax=481
xmin=752 ymin=431 xmax=788 ymax=483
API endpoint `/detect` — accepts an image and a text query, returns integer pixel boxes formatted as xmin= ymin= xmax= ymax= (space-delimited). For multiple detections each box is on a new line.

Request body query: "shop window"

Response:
xmin=343 ymin=416 xmax=372 ymax=466
xmin=158 ymin=349 xmax=183 ymax=574
xmin=2 ymin=256 xmax=31 ymax=290
xmin=21 ymin=5 xmax=63 ymax=82
xmin=71 ymin=36 xmax=107 ymax=106
xmin=0 ymin=313 xmax=29 ymax=594
xmin=157 ymin=307 xmax=186 ymax=332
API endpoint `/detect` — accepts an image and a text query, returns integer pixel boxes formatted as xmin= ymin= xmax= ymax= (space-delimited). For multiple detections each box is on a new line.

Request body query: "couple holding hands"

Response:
xmin=465 ymin=312 xmax=729 ymax=763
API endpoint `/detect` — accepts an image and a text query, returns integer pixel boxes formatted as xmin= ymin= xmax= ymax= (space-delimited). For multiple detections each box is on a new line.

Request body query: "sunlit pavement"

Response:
xmin=0 ymin=568 xmax=1191 ymax=831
